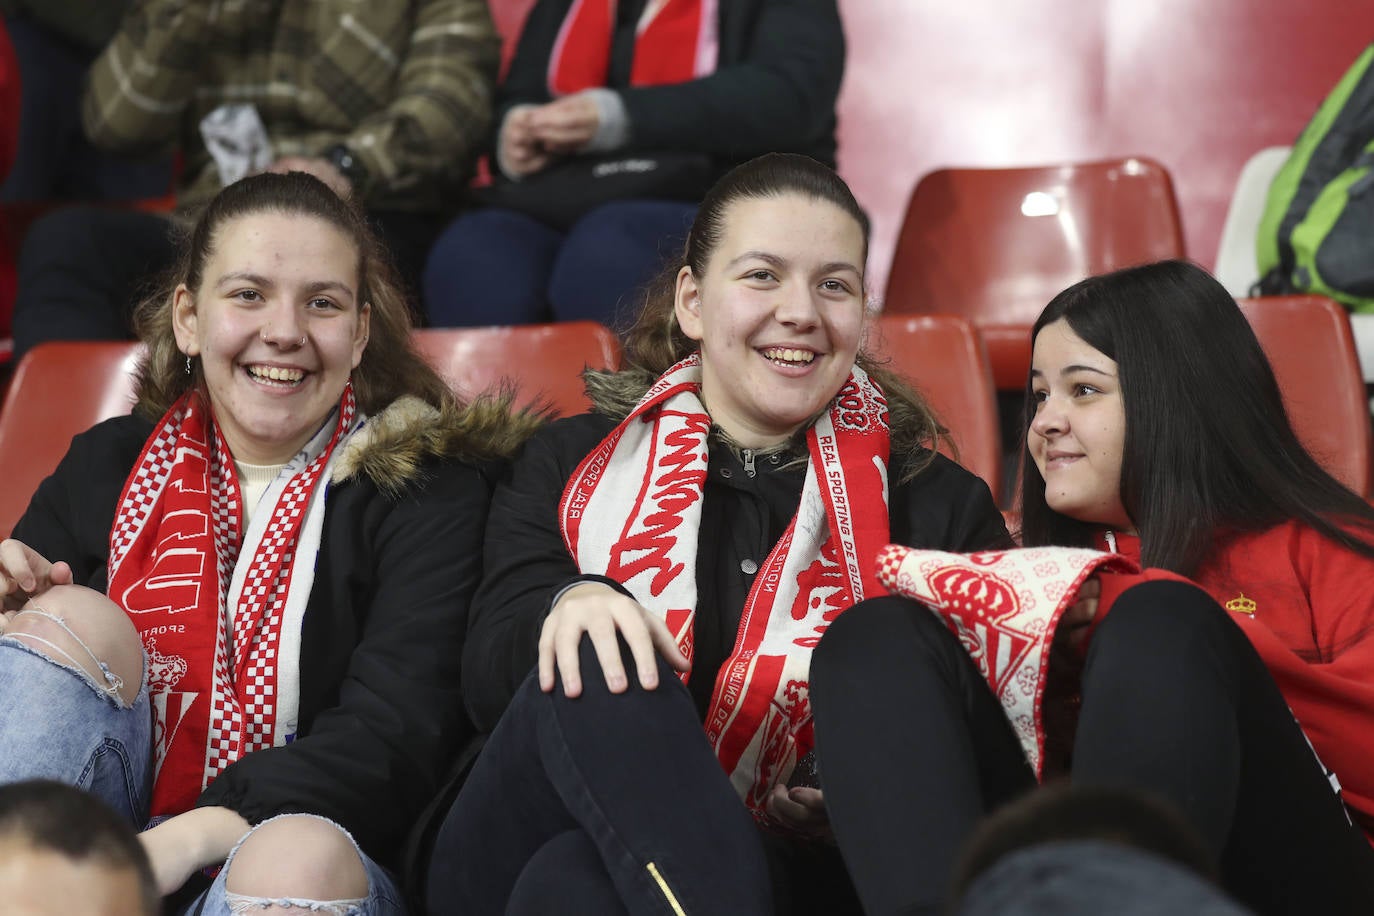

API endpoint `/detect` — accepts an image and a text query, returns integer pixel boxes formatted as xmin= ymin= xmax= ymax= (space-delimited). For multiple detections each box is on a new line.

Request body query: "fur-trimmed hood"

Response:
xmin=332 ymin=393 xmax=544 ymax=493
xmin=582 ymin=366 xmax=659 ymax=421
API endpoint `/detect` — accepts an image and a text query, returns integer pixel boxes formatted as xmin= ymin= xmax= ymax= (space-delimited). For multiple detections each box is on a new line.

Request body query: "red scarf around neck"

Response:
xmin=107 ymin=386 xmax=356 ymax=817
xmin=547 ymin=0 xmax=719 ymax=96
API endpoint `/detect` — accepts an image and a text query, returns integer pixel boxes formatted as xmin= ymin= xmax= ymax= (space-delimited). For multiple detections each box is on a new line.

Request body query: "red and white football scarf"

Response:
xmin=547 ymin=0 xmax=719 ymax=96
xmin=561 ymin=354 xmax=890 ymax=816
xmin=876 ymin=545 xmax=1137 ymax=776
xmin=107 ymin=386 xmax=357 ymax=818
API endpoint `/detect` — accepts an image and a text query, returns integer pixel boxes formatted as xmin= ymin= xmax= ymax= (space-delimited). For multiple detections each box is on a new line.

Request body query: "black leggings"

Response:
xmin=810 ymin=581 xmax=1374 ymax=916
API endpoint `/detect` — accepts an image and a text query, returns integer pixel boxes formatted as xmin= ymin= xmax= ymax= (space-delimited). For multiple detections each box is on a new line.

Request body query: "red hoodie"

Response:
xmin=1092 ymin=523 xmax=1374 ymax=843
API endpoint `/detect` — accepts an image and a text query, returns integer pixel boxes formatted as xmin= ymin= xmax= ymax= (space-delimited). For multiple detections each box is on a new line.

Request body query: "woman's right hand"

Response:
xmin=538 ymin=582 xmax=690 ymax=698
xmin=0 ymin=539 xmax=73 ymax=610
xmin=138 ymin=807 xmax=252 ymax=897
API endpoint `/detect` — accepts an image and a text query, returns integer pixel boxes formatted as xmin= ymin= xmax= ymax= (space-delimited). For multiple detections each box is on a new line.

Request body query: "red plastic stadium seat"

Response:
xmin=411 ymin=322 xmax=621 ymax=418
xmin=0 ymin=341 xmax=142 ymax=537
xmin=867 ymin=314 xmax=1002 ymax=503
xmin=884 ymin=157 xmax=1185 ymax=390
xmin=1238 ymin=294 xmax=1372 ymax=496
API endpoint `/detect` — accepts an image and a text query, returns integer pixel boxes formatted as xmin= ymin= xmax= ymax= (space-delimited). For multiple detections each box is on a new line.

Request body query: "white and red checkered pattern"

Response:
xmin=109 ymin=386 xmax=356 ymax=816
xmin=220 ymin=444 xmax=331 ymax=762
xmin=109 ymin=412 xmax=185 ymax=571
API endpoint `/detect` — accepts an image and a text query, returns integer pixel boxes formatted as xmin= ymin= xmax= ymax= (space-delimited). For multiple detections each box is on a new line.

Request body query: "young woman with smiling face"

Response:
xmin=1025 ymin=318 xmax=1131 ymax=534
xmin=171 ymin=209 xmax=369 ymax=467
xmin=673 ymin=191 xmax=867 ymax=449
xmin=426 ymin=153 xmax=1011 ymax=915
xmin=809 ymin=260 xmax=1374 ymax=916
xmin=0 ymin=172 xmax=531 ymax=915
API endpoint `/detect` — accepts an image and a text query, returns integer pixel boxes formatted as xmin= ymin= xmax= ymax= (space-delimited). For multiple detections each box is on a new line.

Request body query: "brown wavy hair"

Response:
xmin=586 ymin=152 xmax=946 ymax=481
xmin=129 ymin=171 xmax=543 ymax=467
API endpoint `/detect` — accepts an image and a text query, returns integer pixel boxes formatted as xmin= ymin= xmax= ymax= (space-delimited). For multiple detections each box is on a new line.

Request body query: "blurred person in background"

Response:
xmin=11 ymin=0 xmax=499 ymax=362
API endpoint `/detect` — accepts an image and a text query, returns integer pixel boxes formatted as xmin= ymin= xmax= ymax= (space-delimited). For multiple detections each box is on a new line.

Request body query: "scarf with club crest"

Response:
xmin=107 ymin=385 xmax=358 ymax=818
xmin=876 ymin=544 xmax=1138 ymax=776
xmin=560 ymin=354 xmax=890 ymax=816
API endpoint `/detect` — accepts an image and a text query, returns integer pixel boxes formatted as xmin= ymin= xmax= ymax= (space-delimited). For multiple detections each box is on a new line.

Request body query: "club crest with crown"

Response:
xmin=1225 ymin=593 xmax=1257 ymax=615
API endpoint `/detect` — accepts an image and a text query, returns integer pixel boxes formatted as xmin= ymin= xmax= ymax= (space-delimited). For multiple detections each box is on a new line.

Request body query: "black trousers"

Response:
xmin=1 ymin=14 xmax=173 ymax=204
xmin=12 ymin=204 xmax=441 ymax=361
xmin=424 ymin=636 xmax=860 ymax=915
xmin=810 ymin=582 xmax=1374 ymax=916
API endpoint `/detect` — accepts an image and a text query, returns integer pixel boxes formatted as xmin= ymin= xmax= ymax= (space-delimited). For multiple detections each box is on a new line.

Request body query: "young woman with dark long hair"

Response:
xmin=810 ymin=260 xmax=1374 ymax=916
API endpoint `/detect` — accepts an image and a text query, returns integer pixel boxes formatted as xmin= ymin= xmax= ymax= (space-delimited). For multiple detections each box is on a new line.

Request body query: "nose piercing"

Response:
xmin=260 ymin=330 xmax=307 ymax=347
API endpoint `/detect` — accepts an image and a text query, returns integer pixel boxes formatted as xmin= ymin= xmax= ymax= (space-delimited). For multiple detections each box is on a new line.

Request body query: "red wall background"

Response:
xmin=490 ymin=0 xmax=1374 ymax=300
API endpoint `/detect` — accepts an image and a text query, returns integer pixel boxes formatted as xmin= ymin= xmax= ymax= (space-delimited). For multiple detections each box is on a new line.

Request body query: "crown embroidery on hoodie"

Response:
xmin=1225 ymin=593 xmax=1257 ymax=615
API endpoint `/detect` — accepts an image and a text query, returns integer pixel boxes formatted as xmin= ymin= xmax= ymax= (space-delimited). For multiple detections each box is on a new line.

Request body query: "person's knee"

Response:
xmin=562 ymin=201 xmax=643 ymax=246
xmin=548 ymin=633 xmax=689 ymax=725
xmin=223 ymin=815 xmax=368 ymax=903
xmin=549 ymin=201 xmax=692 ymax=325
xmin=13 ymin=206 xmax=165 ymax=356
xmin=17 ymin=207 xmax=104 ymax=272
xmin=566 ymin=200 xmax=693 ymax=249
xmin=4 ymin=585 xmax=143 ymax=705
xmin=816 ymin=595 xmax=946 ymax=677
xmin=1088 ymin=580 xmax=1229 ymax=664
xmin=569 ymin=631 xmax=681 ymax=697
xmin=421 ymin=208 xmax=560 ymax=326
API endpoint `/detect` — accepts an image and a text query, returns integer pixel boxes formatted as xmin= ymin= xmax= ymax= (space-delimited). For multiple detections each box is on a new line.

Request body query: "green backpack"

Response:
xmin=1257 ymin=43 xmax=1374 ymax=311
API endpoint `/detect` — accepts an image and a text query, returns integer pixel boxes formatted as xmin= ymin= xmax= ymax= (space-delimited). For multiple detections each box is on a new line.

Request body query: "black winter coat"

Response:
xmin=498 ymin=0 xmax=845 ymax=171
xmin=462 ymin=413 xmax=1013 ymax=732
xmin=14 ymin=410 xmax=491 ymax=866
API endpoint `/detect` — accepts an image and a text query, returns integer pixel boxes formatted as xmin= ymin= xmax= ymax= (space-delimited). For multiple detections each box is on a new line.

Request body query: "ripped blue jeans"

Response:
xmin=196 ymin=813 xmax=404 ymax=916
xmin=0 ymin=614 xmax=405 ymax=915
xmin=0 ymin=610 xmax=152 ymax=823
